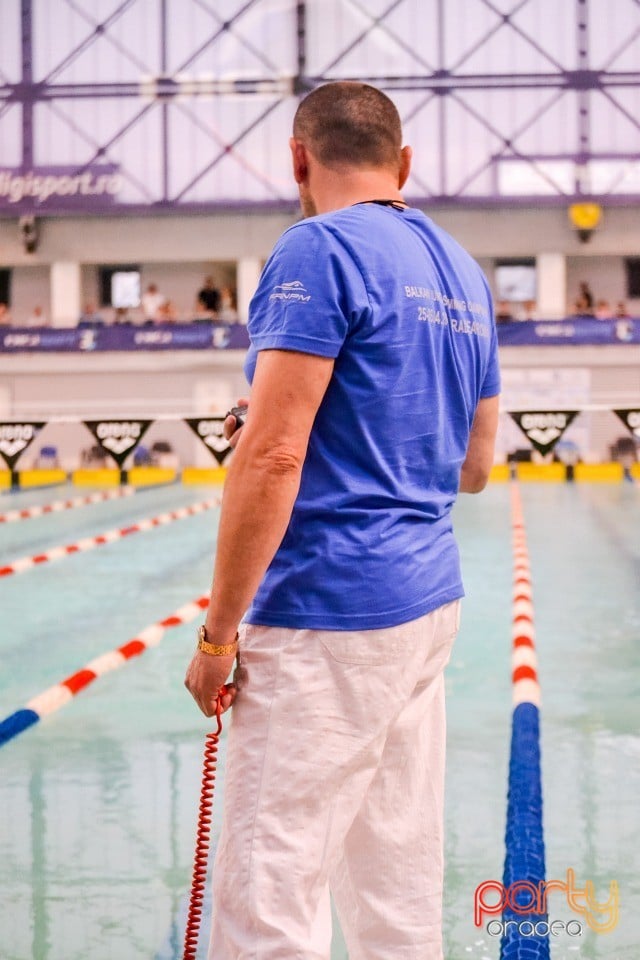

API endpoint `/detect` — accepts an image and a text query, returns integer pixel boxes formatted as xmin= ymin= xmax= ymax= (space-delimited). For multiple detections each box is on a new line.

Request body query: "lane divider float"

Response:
xmin=499 ymin=481 xmax=549 ymax=959
xmin=0 ymin=595 xmax=210 ymax=747
xmin=0 ymin=485 xmax=135 ymax=524
xmin=0 ymin=497 xmax=219 ymax=578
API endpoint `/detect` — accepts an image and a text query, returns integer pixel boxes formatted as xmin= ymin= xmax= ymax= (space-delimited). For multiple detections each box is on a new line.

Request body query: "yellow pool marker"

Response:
xmin=182 ymin=466 xmax=228 ymax=485
xmin=515 ymin=462 xmax=566 ymax=483
xmin=489 ymin=464 xmax=511 ymax=483
xmin=574 ymin=463 xmax=623 ymax=483
xmin=0 ymin=469 xmax=67 ymax=489
xmin=128 ymin=467 xmax=177 ymax=486
xmin=72 ymin=468 xmax=121 ymax=487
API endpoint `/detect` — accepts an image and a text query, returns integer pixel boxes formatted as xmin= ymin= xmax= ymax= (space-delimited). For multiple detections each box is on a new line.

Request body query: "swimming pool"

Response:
xmin=1 ymin=481 xmax=638 ymax=960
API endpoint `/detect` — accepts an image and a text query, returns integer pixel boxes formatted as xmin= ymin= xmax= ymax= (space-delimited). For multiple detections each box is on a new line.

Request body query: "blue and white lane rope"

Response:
xmin=500 ymin=482 xmax=550 ymax=960
xmin=0 ymin=596 xmax=210 ymax=748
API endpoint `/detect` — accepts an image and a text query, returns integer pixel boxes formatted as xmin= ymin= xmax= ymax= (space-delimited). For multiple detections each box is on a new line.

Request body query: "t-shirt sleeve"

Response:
xmin=480 ymin=294 xmax=501 ymax=399
xmin=247 ymin=221 xmax=369 ymax=359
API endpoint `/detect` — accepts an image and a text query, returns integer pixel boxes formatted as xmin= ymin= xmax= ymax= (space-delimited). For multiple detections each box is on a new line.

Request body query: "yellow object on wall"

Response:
xmin=72 ymin=468 xmax=121 ymax=487
xmin=128 ymin=467 xmax=177 ymax=486
xmin=515 ymin=462 xmax=566 ymax=482
xmin=574 ymin=463 xmax=624 ymax=483
xmin=182 ymin=467 xmax=228 ymax=486
xmin=489 ymin=464 xmax=511 ymax=483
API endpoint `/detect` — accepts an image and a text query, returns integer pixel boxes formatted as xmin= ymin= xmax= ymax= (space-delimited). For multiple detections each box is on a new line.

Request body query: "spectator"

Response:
xmin=521 ymin=299 xmax=537 ymax=321
xmin=113 ymin=306 xmax=133 ymax=324
xmin=495 ymin=299 xmax=513 ymax=323
xmin=27 ymin=305 xmax=47 ymax=326
xmin=196 ymin=276 xmax=221 ymax=316
xmin=157 ymin=299 xmax=179 ymax=322
xmin=615 ymin=301 xmax=631 ymax=319
xmin=595 ymin=299 xmax=613 ymax=320
xmin=578 ymin=281 xmax=594 ymax=314
xmin=141 ymin=283 xmax=165 ymax=320
xmin=79 ymin=301 xmax=104 ymax=324
xmin=570 ymin=295 xmax=591 ymax=317
xmin=218 ymin=286 xmax=239 ymax=322
xmin=0 ymin=302 xmax=12 ymax=325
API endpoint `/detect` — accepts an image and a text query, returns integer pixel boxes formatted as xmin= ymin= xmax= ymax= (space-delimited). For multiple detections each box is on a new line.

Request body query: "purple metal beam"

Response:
xmin=437 ymin=0 xmax=446 ymax=197
xmin=4 ymin=70 xmax=640 ymax=105
xmin=2 ymin=0 xmax=639 ymax=214
xmin=576 ymin=0 xmax=591 ymax=193
xmin=294 ymin=0 xmax=307 ymax=95
xmin=20 ymin=0 xmax=33 ymax=169
xmin=4 ymin=191 xmax=640 ymax=223
xmin=160 ymin=0 xmax=169 ymax=204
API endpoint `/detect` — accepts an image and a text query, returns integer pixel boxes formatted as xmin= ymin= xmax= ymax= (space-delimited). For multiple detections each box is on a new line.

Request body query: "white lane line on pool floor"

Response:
xmin=0 ymin=485 xmax=136 ymax=523
xmin=0 ymin=497 xmax=220 ymax=578
xmin=0 ymin=594 xmax=210 ymax=746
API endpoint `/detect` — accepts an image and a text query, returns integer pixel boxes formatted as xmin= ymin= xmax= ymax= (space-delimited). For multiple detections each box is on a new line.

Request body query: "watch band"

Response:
xmin=197 ymin=624 xmax=238 ymax=656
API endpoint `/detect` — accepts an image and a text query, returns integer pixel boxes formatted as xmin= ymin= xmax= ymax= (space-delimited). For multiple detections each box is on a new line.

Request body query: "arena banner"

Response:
xmin=613 ymin=409 xmax=640 ymax=440
xmin=508 ymin=411 xmax=580 ymax=457
xmin=83 ymin=420 xmax=152 ymax=467
xmin=497 ymin=318 xmax=640 ymax=346
xmin=0 ymin=165 xmax=122 ymax=213
xmin=184 ymin=419 xmax=233 ymax=465
xmin=0 ymin=323 xmax=250 ymax=353
xmin=0 ymin=422 xmax=45 ymax=470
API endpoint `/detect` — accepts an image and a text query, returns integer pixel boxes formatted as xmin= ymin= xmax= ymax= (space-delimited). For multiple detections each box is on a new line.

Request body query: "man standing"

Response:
xmin=196 ymin=275 xmax=221 ymax=316
xmin=185 ymin=81 xmax=500 ymax=959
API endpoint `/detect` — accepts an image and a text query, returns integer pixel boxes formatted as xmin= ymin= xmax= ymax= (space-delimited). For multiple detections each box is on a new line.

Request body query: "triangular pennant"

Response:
xmin=0 ymin=422 xmax=45 ymax=470
xmin=185 ymin=418 xmax=232 ymax=466
xmin=508 ymin=411 xmax=579 ymax=457
xmin=613 ymin=409 xmax=640 ymax=440
xmin=83 ymin=420 xmax=152 ymax=467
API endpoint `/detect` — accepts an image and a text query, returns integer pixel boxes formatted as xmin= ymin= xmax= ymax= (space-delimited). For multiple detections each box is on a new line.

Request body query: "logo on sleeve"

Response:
xmin=269 ymin=280 xmax=311 ymax=303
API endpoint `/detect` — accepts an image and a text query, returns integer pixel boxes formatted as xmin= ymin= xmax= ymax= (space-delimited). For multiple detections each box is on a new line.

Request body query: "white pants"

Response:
xmin=208 ymin=600 xmax=460 ymax=960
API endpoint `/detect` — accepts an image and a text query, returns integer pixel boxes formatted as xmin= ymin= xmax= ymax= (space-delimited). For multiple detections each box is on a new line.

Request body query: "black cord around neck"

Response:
xmin=353 ymin=199 xmax=409 ymax=212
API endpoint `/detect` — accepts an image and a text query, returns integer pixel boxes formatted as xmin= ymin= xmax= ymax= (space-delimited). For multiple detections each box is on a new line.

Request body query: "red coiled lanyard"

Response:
xmin=182 ymin=687 xmax=226 ymax=960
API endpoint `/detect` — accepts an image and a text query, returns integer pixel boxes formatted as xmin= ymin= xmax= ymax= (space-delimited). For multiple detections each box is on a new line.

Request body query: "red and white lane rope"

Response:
xmin=510 ymin=482 xmax=541 ymax=708
xmin=0 ymin=497 xmax=219 ymax=578
xmin=0 ymin=486 xmax=135 ymax=524
xmin=0 ymin=595 xmax=210 ymax=746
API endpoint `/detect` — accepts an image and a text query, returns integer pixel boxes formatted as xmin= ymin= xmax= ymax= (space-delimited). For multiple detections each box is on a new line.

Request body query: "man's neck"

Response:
xmin=308 ymin=168 xmax=404 ymax=215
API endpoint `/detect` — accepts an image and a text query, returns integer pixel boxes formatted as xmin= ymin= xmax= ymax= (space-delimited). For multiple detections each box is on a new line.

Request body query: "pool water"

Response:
xmin=1 ymin=481 xmax=638 ymax=960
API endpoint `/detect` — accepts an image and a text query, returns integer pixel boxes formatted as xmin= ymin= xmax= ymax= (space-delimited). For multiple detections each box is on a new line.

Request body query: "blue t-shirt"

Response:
xmin=243 ymin=204 xmax=500 ymax=630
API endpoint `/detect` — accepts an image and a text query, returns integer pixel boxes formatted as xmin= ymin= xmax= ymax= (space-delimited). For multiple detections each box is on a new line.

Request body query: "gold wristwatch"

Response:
xmin=197 ymin=624 xmax=238 ymax=656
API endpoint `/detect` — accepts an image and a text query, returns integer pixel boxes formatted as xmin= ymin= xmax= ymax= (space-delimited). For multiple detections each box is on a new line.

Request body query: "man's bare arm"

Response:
xmin=459 ymin=395 xmax=500 ymax=493
xmin=207 ymin=348 xmax=334 ymax=641
xmin=184 ymin=348 xmax=334 ymax=716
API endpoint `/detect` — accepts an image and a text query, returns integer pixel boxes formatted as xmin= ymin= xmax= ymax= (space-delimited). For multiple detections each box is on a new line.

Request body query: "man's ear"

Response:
xmin=398 ymin=145 xmax=412 ymax=189
xmin=289 ymin=138 xmax=309 ymax=185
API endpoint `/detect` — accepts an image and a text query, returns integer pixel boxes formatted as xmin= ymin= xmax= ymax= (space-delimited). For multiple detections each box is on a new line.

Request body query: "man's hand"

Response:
xmin=184 ymin=650 xmax=237 ymax=717
xmin=224 ymin=396 xmax=250 ymax=449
